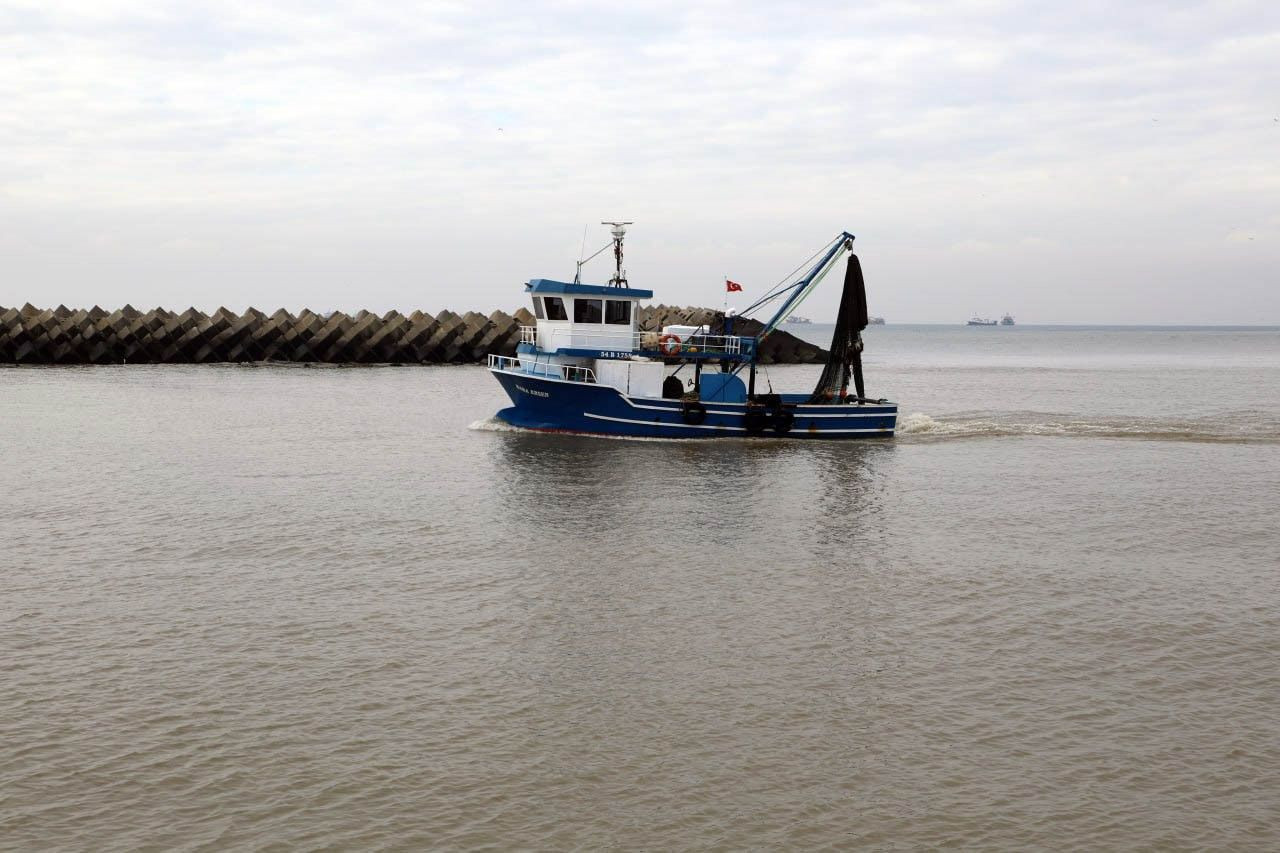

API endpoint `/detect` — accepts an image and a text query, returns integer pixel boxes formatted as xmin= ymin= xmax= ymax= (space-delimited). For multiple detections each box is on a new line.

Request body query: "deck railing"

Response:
xmin=518 ymin=325 xmax=752 ymax=358
xmin=487 ymin=353 xmax=597 ymax=384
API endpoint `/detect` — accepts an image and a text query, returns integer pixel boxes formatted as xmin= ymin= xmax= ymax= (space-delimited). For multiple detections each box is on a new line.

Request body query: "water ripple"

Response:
xmin=3 ymin=361 xmax=1279 ymax=849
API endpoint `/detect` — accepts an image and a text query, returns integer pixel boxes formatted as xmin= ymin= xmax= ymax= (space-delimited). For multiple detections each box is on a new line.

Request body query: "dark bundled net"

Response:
xmin=809 ymin=254 xmax=869 ymax=402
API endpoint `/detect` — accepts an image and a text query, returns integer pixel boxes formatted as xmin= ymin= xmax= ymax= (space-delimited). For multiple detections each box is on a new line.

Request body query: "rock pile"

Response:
xmin=0 ymin=303 xmax=825 ymax=365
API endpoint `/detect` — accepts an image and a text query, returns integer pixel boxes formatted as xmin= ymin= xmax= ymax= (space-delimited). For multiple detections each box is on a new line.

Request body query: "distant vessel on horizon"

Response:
xmin=788 ymin=315 xmax=885 ymax=325
xmin=967 ymin=316 xmax=998 ymax=326
xmin=1001 ymin=313 xmax=1015 ymax=325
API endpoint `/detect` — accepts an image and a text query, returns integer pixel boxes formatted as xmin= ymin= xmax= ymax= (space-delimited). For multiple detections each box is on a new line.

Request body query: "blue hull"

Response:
xmin=490 ymin=368 xmax=896 ymax=439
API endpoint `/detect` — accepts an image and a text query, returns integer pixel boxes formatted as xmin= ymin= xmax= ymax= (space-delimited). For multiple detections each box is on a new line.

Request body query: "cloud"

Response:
xmin=1 ymin=0 xmax=1277 ymax=322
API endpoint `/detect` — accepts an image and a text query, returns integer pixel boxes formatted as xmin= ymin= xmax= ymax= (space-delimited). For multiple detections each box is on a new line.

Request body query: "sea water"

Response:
xmin=3 ymin=325 xmax=1279 ymax=849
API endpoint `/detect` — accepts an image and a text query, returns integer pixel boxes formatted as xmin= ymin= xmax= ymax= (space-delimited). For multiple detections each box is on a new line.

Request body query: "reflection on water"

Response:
xmin=488 ymin=432 xmax=894 ymax=558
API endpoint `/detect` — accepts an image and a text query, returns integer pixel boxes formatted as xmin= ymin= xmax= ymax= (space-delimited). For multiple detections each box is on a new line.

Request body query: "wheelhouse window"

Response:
xmin=532 ymin=297 xmax=545 ymax=320
xmin=573 ymin=298 xmax=603 ymax=323
xmin=543 ymin=296 xmax=568 ymax=321
xmin=605 ymin=299 xmax=631 ymax=325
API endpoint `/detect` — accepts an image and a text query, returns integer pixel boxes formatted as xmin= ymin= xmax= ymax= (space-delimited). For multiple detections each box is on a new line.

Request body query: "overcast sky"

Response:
xmin=2 ymin=1 xmax=1277 ymax=323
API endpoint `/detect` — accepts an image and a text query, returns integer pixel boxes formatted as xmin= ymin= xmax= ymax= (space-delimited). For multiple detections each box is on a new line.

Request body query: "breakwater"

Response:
xmin=0 ymin=304 xmax=824 ymax=365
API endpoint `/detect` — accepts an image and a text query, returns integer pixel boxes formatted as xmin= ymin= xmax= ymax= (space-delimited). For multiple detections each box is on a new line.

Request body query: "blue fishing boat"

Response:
xmin=487 ymin=224 xmax=897 ymax=439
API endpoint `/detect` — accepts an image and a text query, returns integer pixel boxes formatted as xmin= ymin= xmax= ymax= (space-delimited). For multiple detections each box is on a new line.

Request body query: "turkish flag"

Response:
xmin=725 ymin=280 xmax=743 ymax=292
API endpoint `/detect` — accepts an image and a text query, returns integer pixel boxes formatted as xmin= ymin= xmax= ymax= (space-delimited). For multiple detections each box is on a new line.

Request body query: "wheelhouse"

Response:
xmin=523 ymin=280 xmax=651 ymax=357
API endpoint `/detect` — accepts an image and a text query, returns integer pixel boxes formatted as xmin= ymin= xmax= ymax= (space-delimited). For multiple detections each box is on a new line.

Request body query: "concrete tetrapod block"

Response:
xmin=0 ymin=303 xmax=828 ymax=364
xmin=218 ymin=309 xmax=265 ymax=362
xmin=6 ymin=312 xmax=37 ymax=362
xmin=86 ymin=310 xmax=119 ymax=363
xmin=22 ymin=309 xmax=60 ymax=363
xmin=157 ymin=308 xmax=207 ymax=363
xmin=190 ymin=308 xmax=235 ymax=363
xmin=308 ymin=313 xmax=352 ymax=363
xmin=144 ymin=310 xmax=180 ymax=363
xmin=341 ymin=310 xmax=386 ymax=363
xmin=366 ymin=311 xmax=411 ymax=362
xmin=225 ymin=308 xmax=268 ymax=362
xmin=422 ymin=310 xmax=464 ymax=363
xmin=401 ymin=313 xmax=440 ymax=363
xmin=207 ymin=307 xmax=250 ymax=362
xmin=0 ymin=308 xmax=17 ymax=361
xmin=55 ymin=310 xmax=92 ymax=363
xmin=254 ymin=309 xmax=296 ymax=361
xmin=125 ymin=309 xmax=167 ymax=362
xmin=6 ymin=311 xmax=39 ymax=363
xmin=481 ymin=310 xmax=521 ymax=359
xmin=452 ymin=311 xmax=493 ymax=363
xmin=2 ymin=307 xmax=29 ymax=346
xmin=79 ymin=313 xmax=110 ymax=364
xmin=275 ymin=309 xmax=314 ymax=361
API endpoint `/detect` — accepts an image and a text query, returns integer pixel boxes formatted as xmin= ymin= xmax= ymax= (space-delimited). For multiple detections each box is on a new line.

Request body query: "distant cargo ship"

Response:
xmin=789 ymin=315 xmax=885 ymax=325
xmin=967 ymin=317 xmax=998 ymax=326
xmin=1001 ymin=314 xmax=1015 ymax=325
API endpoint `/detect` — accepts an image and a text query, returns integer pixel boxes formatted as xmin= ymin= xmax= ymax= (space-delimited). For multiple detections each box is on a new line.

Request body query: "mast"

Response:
xmin=573 ymin=221 xmax=634 ymax=286
xmin=602 ymin=220 xmax=633 ymax=288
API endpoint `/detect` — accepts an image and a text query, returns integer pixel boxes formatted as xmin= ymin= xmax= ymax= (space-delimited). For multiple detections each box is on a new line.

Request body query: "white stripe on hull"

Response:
xmin=584 ymin=413 xmax=745 ymax=431
xmin=582 ymin=412 xmax=892 ymax=434
xmin=492 ymin=368 xmax=895 ymax=418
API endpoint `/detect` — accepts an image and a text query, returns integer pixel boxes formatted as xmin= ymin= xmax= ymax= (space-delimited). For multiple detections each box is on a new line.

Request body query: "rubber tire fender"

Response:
xmin=743 ymin=407 xmax=768 ymax=435
xmin=681 ymin=400 xmax=707 ymax=426
xmin=773 ymin=407 xmax=795 ymax=434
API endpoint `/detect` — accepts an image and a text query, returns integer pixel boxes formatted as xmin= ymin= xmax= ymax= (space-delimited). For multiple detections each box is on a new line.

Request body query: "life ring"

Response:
xmin=658 ymin=333 xmax=682 ymax=356
xmin=681 ymin=401 xmax=706 ymax=425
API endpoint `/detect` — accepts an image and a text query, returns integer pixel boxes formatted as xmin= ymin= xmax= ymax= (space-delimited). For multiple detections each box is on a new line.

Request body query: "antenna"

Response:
xmin=572 ymin=225 xmax=589 ymax=284
xmin=572 ymin=221 xmax=634 ymax=286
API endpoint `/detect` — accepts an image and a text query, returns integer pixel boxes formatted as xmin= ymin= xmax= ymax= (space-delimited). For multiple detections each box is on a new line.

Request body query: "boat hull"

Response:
xmin=490 ymin=368 xmax=896 ymax=439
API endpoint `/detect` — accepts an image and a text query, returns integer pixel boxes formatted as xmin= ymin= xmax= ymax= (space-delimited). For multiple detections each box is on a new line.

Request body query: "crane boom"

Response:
xmin=757 ymin=232 xmax=855 ymax=341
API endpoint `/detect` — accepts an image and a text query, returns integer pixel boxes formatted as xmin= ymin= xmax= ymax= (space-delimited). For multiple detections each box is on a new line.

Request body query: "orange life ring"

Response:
xmin=658 ymin=333 xmax=682 ymax=356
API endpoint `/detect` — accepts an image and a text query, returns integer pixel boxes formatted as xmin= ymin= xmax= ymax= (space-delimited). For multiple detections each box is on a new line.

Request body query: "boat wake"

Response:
xmin=897 ymin=411 xmax=1280 ymax=444
xmin=474 ymin=413 xmax=1280 ymax=444
xmin=468 ymin=416 xmax=524 ymax=433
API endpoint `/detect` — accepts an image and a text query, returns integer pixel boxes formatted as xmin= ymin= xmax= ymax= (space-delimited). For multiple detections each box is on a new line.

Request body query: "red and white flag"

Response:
xmin=725 ymin=279 xmax=743 ymax=292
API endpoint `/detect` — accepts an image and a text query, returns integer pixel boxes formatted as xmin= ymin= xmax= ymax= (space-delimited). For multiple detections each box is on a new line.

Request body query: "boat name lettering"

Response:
xmin=598 ymin=350 xmax=629 ymax=359
xmin=515 ymin=384 xmax=550 ymax=398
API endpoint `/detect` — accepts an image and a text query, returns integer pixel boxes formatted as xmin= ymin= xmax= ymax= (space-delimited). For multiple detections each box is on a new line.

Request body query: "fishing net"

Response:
xmin=809 ymin=255 xmax=869 ymax=403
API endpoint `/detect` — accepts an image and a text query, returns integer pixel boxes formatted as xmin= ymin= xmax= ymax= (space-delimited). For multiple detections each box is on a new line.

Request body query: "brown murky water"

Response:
xmin=4 ymin=327 xmax=1279 ymax=849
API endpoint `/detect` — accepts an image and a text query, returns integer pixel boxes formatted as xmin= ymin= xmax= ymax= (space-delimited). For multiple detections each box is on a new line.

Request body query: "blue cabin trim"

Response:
xmin=526 ymin=279 xmax=654 ymax=299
